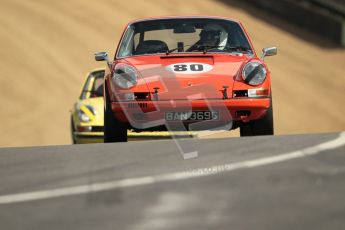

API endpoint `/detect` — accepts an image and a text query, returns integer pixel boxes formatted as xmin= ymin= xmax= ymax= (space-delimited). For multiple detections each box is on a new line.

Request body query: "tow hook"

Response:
xmin=222 ymin=86 xmax=229 ymax=99
xmin=236 ymin=110 xmax=251 ymax=122
xmin=153 ymin=87 xmax=159 ymax=101
xmin=240 ymin=115 xmax=250 ymax=123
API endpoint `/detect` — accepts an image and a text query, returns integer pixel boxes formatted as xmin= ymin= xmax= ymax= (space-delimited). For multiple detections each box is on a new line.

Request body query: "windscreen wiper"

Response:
xmin=202 ymin=45 xmax=252 ymax=54
xmin=166 ymin=45 xmax=251 ymax=54
xmin=199 ymin=45 xmax=226 ymax=54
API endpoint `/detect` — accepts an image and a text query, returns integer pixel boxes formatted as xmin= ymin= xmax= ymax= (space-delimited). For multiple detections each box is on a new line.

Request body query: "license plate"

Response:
xmin=165 ymin=111 xmax=219 ymax=121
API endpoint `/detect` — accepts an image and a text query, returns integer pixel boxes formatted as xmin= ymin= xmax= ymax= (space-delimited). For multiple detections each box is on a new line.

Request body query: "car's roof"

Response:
xmin=128 ymin=15 xmax=240 ymax=25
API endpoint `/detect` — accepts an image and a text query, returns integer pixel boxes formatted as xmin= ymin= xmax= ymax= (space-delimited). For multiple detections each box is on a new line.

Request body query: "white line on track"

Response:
xmin=1 ymin=132 xmax=345 ymax=205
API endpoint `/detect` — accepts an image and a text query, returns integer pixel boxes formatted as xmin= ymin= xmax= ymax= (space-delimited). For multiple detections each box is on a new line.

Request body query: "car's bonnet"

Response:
xmin=123 ymin=54 xmax=249 ymax=99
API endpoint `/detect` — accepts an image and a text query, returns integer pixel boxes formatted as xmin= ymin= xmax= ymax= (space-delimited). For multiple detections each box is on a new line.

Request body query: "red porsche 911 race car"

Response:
xmin=96 ymin=16 xmax=277 ymax=142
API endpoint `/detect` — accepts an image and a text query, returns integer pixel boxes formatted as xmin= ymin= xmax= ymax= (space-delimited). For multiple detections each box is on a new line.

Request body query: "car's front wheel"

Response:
xmin=240 ymin=97 xmax=274 ymax=137
xmin=104 ymin=84 xmax=128 ymax=143
xmin=70 ymin=117 xmax=77 ymax=144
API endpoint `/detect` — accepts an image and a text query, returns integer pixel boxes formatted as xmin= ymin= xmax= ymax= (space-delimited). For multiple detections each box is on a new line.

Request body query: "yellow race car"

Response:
xmin=71 ymin=68 xmax=196 ymax=144
xmin=70 ymin=68 xmax=105 ymax=144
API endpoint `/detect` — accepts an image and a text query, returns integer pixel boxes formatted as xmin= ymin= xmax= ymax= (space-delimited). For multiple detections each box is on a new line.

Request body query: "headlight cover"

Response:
xmin=113 ymin=64 xmax=138 ymax=89
xmin=78 ymin=111 xmax=90 ymax=123
xmin=242 ymin=61 xmax=267 ymax=86
xmin=77 ymin=105 xmax=96 ymax=123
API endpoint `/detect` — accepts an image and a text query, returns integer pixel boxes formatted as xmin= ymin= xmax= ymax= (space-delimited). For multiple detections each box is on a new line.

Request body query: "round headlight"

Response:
xmin=78 ymin=110 xmax=91 ymax=122
xmin=113 ymin=64 xmax=138 ymax=89
xmin=242 ymin=61 xmax=267 ymax=86
xmin=77 ymin=105 xmax=96 ymax=123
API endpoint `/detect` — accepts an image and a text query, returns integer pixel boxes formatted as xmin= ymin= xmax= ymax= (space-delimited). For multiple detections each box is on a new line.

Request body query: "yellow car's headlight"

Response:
xmin=77 ymin=105 xmax=96 ymax=123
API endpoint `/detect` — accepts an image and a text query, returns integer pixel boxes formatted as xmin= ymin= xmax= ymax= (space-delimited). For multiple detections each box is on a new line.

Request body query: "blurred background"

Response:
xmin=0 ymin=0 xmax=344 ymax=147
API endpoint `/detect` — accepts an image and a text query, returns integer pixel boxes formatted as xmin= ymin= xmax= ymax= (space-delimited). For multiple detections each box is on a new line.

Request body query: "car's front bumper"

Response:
xmin=74 ymin=132 xmax=104 ymax=144
xmin=111 ymin=98 xmax=270 ymax=128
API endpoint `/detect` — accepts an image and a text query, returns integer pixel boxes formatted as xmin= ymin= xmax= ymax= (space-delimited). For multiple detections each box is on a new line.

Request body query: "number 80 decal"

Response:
xmin=166 ymin=62 xmax=213 ymax=75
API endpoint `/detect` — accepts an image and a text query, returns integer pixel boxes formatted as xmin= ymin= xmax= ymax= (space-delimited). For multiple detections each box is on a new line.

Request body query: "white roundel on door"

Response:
xmin=166 ymin=62 xmax=213 ymax=74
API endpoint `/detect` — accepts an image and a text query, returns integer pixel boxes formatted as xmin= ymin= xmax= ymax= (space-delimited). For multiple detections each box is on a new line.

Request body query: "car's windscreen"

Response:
xmin=117 ymin=18 xmax=253 ymax=58
xmin=80 ymin=70 xmax=105 ymax=99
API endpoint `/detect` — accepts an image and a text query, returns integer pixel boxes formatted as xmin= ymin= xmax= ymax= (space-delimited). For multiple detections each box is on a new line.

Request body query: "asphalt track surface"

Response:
xmin=0 ymin=132 xmax=345 ymax=230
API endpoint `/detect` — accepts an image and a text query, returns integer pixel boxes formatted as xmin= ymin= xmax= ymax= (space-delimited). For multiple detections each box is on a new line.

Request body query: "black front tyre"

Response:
xmin=240 ymin=98 xmax=274 ymax=137
xmin=104 ymin=85 xmax=128 ymax=143
xmin=70 ymin=117 xmax=77 ymax=144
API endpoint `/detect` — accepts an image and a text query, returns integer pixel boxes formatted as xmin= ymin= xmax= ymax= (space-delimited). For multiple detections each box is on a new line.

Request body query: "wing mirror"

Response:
xmin=261 ymin=47 xmax=277 ymax=60
xmin=95 ymin=51 xmax=111 ymax=68
xmin=95 ymin=52 xmax=109 ymax=61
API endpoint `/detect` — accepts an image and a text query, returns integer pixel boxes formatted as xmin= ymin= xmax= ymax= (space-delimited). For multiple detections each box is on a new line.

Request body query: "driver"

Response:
xmin=188 ymin=23 xmax=228 ymax=52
